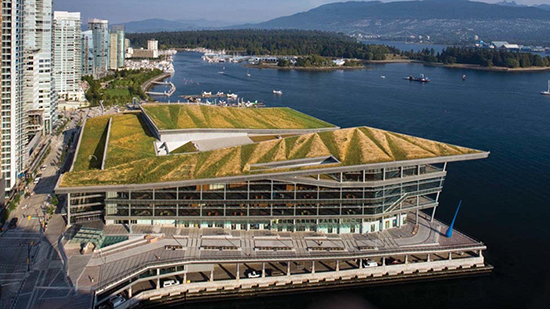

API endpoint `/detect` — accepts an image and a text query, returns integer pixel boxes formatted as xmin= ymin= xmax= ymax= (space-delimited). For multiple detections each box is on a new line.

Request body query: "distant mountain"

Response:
xmin=117 ymin=18 xmax=234 ymax=33
xmin=536 ymin=4 xmax=550 ymax=11
xmin=496 ymin=1 xmax=550 ymax=11
xmin=238 ymin=0 xmax=550 ymax=45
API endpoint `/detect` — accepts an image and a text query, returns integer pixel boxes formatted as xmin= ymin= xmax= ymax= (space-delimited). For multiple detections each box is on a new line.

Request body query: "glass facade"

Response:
xmin=68 ymin=163 xmax=446 ymax=233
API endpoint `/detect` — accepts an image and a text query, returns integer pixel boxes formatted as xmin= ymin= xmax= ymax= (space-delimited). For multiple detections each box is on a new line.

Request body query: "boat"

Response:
xmin=227 ymin=93 xmax=238 ymax=99
xmin=403 ymin=74 xmax=431 ymax=83
xmin=381 ymin=76 xmax=386 ymax=79
xmin=273 ymin=90 xmax=283 ymax=95
xmin=462 ymin=75 xmax=467 ymax=81
xmin=541 ymin=80 xmax=550 ymax=95
xmin=247 ymin=69 xmax=251 ymax=77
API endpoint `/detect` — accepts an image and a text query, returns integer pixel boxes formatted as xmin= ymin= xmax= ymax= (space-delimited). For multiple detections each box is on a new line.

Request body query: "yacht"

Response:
xmin=541 ymin=80 xmax=550 ymax=95
xmin=273 ymin=90 xmax=283 ymax=95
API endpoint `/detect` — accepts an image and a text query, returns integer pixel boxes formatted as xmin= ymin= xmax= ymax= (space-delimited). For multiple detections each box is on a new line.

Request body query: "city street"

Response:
xmin=0 ymin=112 xmax=92 ymax=309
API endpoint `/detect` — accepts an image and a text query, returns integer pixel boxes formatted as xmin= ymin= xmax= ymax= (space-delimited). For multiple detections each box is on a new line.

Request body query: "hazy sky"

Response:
xmin=54 ymin=0 xmax=550 ymax=24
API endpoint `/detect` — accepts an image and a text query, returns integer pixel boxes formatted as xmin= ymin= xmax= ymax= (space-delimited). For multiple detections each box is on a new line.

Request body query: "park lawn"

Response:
xmin=104 ymin=88 xmax=131 ymax=97
xmin=72 ymin=116 xmax=111 ymax=172
xmin=142 ymin=104 xmax=336 ymax=130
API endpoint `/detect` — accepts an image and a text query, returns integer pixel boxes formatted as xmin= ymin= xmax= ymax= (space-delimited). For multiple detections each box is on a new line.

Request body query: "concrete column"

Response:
xmin=431 ymin=206 xmax=437 ymax=223
xmin=336 ymin=260 xmax=340 ymax=272
xmin=359 ymin=259 xmax=363 ymax=269
xmin=448 ymin=252 xmax=452 ymax=260
xmin=210 ymin=269 xmax=214 ymax=282
xmin=382 ymin=257 xmax=386 ymax=266
xmin=311 ymin=261 xmax=315 ymax=274
xmin=262 ymin=262 xmax=266 ymax=278
xmin=236 ymin=263 xmax=240 ymax=281
xmin=287 ymin=261 xmax=291 ymax=276
xmin=128 ymin=286 xmax=133 ymax=298
xmin=156 ymin=268 xmax=160 ymax=289
xmin=427 ymin=254 xmax=431 ymax=262
xmin=405 ymin=255 xmax=408 ymax=264
xmin=479 ymin=250 xmax=483 ymax=258
xmin=184 ymin=272 xmax=187 ymax=284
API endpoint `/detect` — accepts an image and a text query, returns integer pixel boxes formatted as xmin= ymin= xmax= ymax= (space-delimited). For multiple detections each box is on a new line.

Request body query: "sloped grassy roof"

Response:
xmin=142 ymin=104 xmax=336 ymax=130
xmin=61 ymin=112 xmax=480 ymax=188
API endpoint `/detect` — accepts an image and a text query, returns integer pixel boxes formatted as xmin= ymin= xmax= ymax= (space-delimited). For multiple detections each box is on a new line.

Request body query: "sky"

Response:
xmin=54 ymin=0 xmax=550 ymax=24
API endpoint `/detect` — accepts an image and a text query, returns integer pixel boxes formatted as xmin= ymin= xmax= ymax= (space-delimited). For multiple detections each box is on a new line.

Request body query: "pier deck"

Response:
xmin=62 ymin=212 xmax=490 ymax=308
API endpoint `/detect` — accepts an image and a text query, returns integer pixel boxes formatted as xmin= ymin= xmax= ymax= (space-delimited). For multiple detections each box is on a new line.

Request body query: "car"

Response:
xmin=109 ymin=295 xmax=126 ymax=308
xmin=246 ymin=270 xmax=261 ymax=278
xmin=8 ymin=218 xmax=18 ymax=229
xmin=162 ymin=279 xmax=180 ymax=288
xmin=33 ymin=177 xmax=40 ymax=184
xmin=363 ymin=259 xmax=378 ymax=267
xmin=40 ymin=165 xmax=47 ymax=171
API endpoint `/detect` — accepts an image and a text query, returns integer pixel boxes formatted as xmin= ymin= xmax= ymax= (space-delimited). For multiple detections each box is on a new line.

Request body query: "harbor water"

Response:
xmin=150 ymin=52 xmax=550 ymax=309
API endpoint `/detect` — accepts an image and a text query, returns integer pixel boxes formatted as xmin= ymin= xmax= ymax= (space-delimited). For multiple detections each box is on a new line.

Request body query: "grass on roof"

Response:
xmin=72 ymin=116 xmax=110 ymax=172
xmin=142 ymin=104 xmax=335 ymax=130
xmin=61 ymin=122 xmax=482 ymax=188
xmin=104 ymin=112 xmax=157 ymax=169
xmin=171 ymin=141 xmax=198 ymax=154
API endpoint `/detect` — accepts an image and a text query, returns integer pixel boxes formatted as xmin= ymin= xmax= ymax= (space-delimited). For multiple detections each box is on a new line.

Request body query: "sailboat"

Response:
xmin=246 ymin=68 xmax=251 ymax=77
xmin=541 ymin=80 xmax=550 ymax=95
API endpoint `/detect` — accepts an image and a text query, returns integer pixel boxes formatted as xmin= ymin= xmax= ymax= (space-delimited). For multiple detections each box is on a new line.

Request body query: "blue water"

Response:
xmin=152 ymin=52 xmax=550 ymax=309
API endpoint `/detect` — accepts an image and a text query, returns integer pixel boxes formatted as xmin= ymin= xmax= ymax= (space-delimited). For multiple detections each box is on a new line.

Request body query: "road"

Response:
xmin=0 ymin=109 xmax=98 ymax=309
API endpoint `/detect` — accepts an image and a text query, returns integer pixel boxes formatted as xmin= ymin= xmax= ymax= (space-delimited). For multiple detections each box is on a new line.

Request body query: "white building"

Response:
xmin=2 ymin=0 xmax=26 ymax=190
xmin=53 ymin=11 xmax=83 ymax=102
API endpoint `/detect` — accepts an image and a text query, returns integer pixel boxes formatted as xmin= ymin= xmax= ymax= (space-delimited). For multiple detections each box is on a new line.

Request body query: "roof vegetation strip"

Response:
xmin=141 ymin=104 xmax=336 ymax=130
xmin=72 ymin=116 xmax=111 ymax=172
xmin=60 ymin=111 xmax=483 ymax=188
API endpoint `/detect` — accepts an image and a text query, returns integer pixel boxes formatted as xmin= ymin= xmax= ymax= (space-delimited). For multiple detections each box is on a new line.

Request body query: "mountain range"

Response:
xmin=122 ymin=1 xmax=550 ymax=45
xmin=240 ymin=0 xmax=550 ymax=45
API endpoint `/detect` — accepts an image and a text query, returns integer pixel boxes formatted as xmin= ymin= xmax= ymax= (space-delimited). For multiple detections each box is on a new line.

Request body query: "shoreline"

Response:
xmin=424 ymin=62 xmax=550 ymax=72
xmin=244 ymin=63 xmax=366 ymax=71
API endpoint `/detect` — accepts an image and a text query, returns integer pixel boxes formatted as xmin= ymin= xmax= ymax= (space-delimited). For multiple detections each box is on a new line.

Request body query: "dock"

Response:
xmin=66 ymin=212 xmax=492 ymax=308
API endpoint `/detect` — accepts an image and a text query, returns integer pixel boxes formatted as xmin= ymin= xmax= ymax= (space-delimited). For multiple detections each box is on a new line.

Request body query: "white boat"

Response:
xmin=273 ymin=90 xmax=283 ymax=95
xmin=247 ymin=68 xmax=251 ymax=77
xmin=227 ymin=93 xmax=238 ymax=99
xmin=381 ymin=76 xmax=386 ymax=79
xmin=541 ymin=80 xmax=550 ymax=95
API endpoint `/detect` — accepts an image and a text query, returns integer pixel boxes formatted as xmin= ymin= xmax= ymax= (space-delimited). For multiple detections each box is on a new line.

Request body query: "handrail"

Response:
xmin=94 ymin=241 xmax=485 ymax=292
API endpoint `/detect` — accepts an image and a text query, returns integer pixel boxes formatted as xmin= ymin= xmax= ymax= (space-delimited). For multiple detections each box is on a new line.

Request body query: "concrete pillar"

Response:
xmin=479 ymin=250 xmax=483 ymax=258
xmin=336 ymin=260 xmax=340 ymax=272
xmin=210 ymin=269 xmax=214 ymax=282
xmin=359 ymin=259 xmax=363 ymax=269
xmin=184 ymin=272 xmax=187 ymax=284
xmin=405 ymin=255 xmax=408 ymax=264
xmin=236 ymin=263 xmax=240 ymax=281
xmin=262 ymin=262 xmax=266 ymax=278
xmin=287 ymin=261 xmax=291 ymax=276
xmin=156 ymin=268 xmax=160 ymax=289
xmin=311 ymin=261 xmax=315 ymax=274
xmin=128 ymin=286 xmax=133 ymax=298
xmin=427 ymin=254 xmax=431 ymax=262
xmin=382 ymin=257 xmax=386 ymax=266
xmin=431 ymin=206 xmax=437 ymax=223
xmin=448 ymin=252 xmax=452 ymax=260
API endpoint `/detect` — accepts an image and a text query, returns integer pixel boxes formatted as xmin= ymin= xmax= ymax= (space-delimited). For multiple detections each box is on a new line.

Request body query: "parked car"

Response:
xmin=8 ymin=218 xmax=18 ymax=229
xmin=109 ymin=295 xmax=126 ymax=308
xmin=40 ymin=165 xmax=47 ymax=171
xmin=162 ymin=279 xmax=180 ymax=288
xmin=246 ymin=270 xmax=261 ymax=278
xmin=33 ymin=177 xmax=40 ymax=184
xmin=363 ymin=259 xmax=378 ymax=267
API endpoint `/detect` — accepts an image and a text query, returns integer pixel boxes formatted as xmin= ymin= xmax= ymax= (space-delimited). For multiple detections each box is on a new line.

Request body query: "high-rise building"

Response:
xmin=2 ymin=0 xmax=26 ymax=190
xmin=81 ymin=30 xmax=94 ymax=76
xmin=147 ymin=39 xmax=158 ymax=51
xmin=35 ymin=0 xmax=57 ymax=133
xmin=53 ymin=11 xmax=82 ymax=101
xmin=88 ymin=19 xmax=109 ymax=74
xmin=109 ymin=25 xmax=125 ymax=70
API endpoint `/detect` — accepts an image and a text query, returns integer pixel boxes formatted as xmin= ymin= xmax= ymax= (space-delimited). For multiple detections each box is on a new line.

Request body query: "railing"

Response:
xmin=94 ymin=241 xmax=485 ymax=293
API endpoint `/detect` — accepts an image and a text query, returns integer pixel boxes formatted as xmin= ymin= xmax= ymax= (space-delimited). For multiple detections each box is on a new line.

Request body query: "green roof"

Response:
xmin=141 ymin=104 xmax=336 ymax=130
xmin=61 ymin=111 xmax=481 ymax=188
